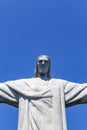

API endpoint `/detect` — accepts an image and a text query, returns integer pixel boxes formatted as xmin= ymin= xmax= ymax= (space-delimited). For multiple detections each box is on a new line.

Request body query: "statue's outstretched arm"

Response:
xmin=0 ymin=79 xmax=25 ymax=107
xmin=64 ymin=81 xmax=87 ymax=107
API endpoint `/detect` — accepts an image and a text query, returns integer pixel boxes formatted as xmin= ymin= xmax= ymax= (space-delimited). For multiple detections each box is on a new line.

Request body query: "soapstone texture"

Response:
xmin=0 ymin=78 xmax=87 ymax=130
xmin=0 ymin=55 xmax=87 ymax=130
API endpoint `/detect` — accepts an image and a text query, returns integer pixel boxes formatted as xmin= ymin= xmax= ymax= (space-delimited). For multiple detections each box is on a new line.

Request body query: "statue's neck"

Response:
xmin=37 ymin=74 xmax=50 ymax=81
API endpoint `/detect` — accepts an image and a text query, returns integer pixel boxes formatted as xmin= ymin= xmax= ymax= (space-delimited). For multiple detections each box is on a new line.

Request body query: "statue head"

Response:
xmin=34 ymin=55 xmax=51 ymax=78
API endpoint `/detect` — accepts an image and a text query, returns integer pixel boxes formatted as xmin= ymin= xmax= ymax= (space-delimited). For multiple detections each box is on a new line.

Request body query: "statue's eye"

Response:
xmin=39 ymin=60 xmax=42 ymax=63
xmin=38 ymin=60 xmax=48 ymax=64
xmin=44 ymin=60 xmax=48 ymax=63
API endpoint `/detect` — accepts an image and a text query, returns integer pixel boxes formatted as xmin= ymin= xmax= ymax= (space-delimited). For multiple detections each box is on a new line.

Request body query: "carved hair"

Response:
xmin=34 ymin=55 xmax=51 ymax=78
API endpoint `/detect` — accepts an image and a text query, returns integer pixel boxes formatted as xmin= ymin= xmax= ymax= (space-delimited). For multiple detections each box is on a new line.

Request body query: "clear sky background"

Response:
xmin=0 ymin=0 xmax=87 ymax=130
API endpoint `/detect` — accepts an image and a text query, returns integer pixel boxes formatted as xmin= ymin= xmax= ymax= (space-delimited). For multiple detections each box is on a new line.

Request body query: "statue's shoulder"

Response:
xmin=22 ymin=78 xmax=35 ymax=82
xmin=16 ymin=78 xmax=68 ymax=84
xmin=22 ymin=77 xmax=39 ymax=83
xmin=50 ymin=78 xmax=68 ymax=85
xmin=50 ymin=78 xmax=67 ymax=82
xmin=22 ymin=78 xmax=68 ymax=85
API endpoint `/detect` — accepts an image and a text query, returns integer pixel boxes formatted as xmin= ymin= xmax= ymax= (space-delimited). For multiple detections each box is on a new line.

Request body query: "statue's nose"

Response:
xmin=42 ymin=60 xmax=45 ymax=65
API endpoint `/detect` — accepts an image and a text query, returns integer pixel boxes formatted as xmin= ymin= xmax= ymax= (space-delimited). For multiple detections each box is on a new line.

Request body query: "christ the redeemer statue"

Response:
xmin=0 ymin=55 xmax=87 ymax=130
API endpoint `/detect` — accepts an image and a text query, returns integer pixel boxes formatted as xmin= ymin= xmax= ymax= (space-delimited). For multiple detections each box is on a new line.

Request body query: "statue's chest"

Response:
xmin=29 ymin=80 xmax=50 ymax=91
xmin=27 ymin=78 xmax=63 ymax=98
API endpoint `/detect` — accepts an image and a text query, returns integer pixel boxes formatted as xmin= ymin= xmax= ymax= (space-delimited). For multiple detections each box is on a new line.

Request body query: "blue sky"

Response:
xmin=0 ymin=0 xmax=87 ymax=129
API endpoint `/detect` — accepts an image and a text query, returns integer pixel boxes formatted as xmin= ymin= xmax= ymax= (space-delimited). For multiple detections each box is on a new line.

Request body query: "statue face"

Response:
xmin=37 ymin=56 xmax=49 ymax=76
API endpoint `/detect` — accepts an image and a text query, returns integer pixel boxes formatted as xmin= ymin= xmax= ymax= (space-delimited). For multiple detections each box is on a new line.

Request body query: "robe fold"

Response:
xmin=0 ymin=78 xmax=87 ymax=130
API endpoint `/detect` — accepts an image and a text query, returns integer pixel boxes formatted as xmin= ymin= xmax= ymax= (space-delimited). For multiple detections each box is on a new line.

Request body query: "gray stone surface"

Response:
xmin=0 ymin=55 xmax=87 ymax=130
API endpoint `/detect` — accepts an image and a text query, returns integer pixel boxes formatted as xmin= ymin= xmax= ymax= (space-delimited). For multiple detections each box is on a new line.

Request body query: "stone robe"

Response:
xmin=0 ymin=78 xmax=87 ymax=130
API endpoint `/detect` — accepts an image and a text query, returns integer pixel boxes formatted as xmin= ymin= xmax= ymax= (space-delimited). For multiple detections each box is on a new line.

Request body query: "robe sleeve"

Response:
xmin=0 ymin=79 xmax=25 ymax=107
xmin=64 ymin=81 xmax=87 ymax=107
